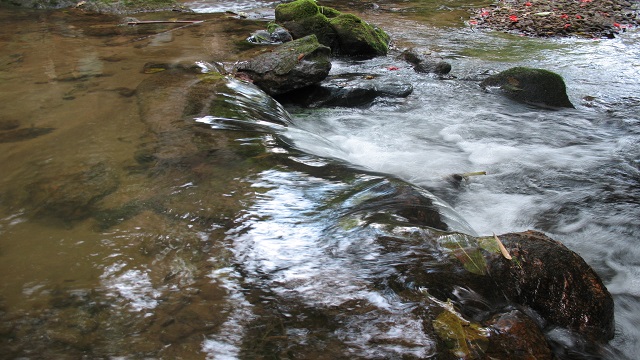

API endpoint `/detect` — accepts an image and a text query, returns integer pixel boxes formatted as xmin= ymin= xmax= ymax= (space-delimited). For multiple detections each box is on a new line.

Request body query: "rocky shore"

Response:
xmin=469 ymin=0 xmax=639 ymax=38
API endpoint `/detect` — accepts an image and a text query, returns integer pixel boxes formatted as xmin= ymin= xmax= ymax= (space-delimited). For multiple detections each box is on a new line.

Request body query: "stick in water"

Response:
xmin=127 ymin=20 xmax=204 ymax=25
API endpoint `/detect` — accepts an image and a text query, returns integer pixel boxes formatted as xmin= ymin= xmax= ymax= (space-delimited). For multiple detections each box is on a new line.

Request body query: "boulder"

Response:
xmin=487 ymin=230 xmax=615 ymax=342
xmin=236 ymin=34 xmax=332 ymax=96
xmin=274 ymin=0 xmax=390 ymax=58
xmin=329 ymin=13 xmax=390 ymax=57
xmin=280 ymin=73 xmax=413 ymax=108
xmin=401 ymin=49 xmax=452 ymax=76
xmin=480 ymin=67 xmax=574 ymax=108
xmin=381 ymin=229 xmax=614 ymax=347
xmin=274 ymin=0 xmax=340 ymax=50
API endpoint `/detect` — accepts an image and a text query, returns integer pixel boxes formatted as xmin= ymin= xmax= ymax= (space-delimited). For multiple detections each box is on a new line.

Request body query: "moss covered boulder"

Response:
xmin=275 ymin=0 xmax=389 ymax=58
xmin=275 ymin=0 xmax=339 ymax=50
xmin=236 ymin=34 xmax=332 ymax=96
xmin=480 ymin=67 xmax=574 ymax=108
xmin=329 ymin=13 xmax=390 ymax=57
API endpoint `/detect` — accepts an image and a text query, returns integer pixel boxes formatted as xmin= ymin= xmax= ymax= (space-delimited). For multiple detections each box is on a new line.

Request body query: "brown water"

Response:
xmin=0 ymin=7 xmax=273 ymax=358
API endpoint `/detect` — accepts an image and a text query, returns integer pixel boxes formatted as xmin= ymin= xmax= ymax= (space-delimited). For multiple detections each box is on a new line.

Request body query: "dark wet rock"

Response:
xmin=247 ymin=25 xmax=293 ymax=45
xmin=484 ymin=309 xmax=554 ymax=359
xmin=401 ymin=49 xmax=452 ymax=75
xmin=280 ymin=73 xmax=413 ymax=108
xmin=480 ymin=67 xmax=574 ymax=108
xmin=487 ymin=230 xmax=615 ymax=342
xmin=376 ymin=227 xmax=614 ymax=351
xmin=274 ymin=0 xmax=390 ymax=58
xmin=236 ymin=34 xmax=332 ymax=96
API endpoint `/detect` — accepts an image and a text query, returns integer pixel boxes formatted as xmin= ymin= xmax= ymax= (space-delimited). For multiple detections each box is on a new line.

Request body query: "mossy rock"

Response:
xmin=236 ymin=34 xmax=332 ymax=96
xmin=280 ymin=12 xmax=338 ymax=49
xmin=274 ymin=0 xmax=322 ymax=22
xmin=480 ymin=67 xmax=574 ymax=108
xmin=275 ymin=0 xmax=389 ymax=58
xmin=329 ymin=13 xmax=389 ymax=57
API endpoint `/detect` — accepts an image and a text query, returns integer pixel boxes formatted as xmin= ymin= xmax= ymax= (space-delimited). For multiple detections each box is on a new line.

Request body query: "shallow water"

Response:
xmin=1 ymin=1 xmax=639 ymax=359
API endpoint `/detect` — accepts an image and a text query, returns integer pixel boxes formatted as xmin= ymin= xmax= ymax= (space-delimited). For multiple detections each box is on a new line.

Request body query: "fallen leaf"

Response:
xmin=493 ymin=233 xmax=512 ymax=260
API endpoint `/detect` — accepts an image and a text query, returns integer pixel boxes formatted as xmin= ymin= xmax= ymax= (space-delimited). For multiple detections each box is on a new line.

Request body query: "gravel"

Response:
xmin=469 ymin=0 xmax=639 ymax=38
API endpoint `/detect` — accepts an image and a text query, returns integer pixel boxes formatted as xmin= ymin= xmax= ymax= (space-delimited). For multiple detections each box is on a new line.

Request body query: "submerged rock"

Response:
xmin=274 ymin=0 xmax=390 ymax=58
xmin=24 ymin=162 xmax=119 ymax=221
xmin=236 ymin=34 xmax=332 ymax=96
xmin=480 ymin=67 xmax=574 ymax=108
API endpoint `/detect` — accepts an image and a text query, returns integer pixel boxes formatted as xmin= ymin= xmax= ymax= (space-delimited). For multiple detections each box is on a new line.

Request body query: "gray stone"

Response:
xmin=236 ymin=35 xmax=332 ymax=96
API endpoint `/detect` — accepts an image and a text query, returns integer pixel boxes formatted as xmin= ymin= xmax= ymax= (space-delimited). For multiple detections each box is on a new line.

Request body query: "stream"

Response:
xmin=0 ymin=0 xmax=638 ymax=359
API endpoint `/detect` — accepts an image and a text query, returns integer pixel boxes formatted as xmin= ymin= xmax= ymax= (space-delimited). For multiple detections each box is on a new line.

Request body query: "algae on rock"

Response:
xmin=275 ymin=0 xmax=390 ymax=58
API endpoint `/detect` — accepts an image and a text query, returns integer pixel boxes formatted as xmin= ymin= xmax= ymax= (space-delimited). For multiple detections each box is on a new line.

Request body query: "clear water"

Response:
xmin=1 ymin=0 xmax=638 ymax=359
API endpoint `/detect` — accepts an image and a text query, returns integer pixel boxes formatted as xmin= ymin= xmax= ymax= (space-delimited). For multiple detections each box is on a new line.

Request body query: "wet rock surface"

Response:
xmin=401 ymin=48 xmax=452 ymax=76
xmin=279 ymin=73 xmax=413 ymax=107
xmin=489 ymin=231 xmax=615 ymax=342
xmin=470 ymin=0 xmax=639 ymax=38
xmin=480 ymin=66 xmax=575 ymax=108
xmin=236 ymin=34 xmax=332 ymax=96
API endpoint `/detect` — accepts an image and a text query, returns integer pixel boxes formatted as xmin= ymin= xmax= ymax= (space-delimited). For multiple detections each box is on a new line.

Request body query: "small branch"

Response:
xmin=127 ymin=20 xmax=204 ymax=26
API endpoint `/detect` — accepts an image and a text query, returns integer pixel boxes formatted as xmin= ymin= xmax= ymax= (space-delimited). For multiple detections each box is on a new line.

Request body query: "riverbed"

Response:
xmin=0 ymin=1 xmax=638 ymax=359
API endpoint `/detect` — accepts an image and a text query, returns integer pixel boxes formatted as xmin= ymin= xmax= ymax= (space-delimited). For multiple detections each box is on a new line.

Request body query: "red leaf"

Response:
xmin=387 ymin=66 xmax=400 ymax=71
xmin=509 ymin=15 xmax=519 ymax=22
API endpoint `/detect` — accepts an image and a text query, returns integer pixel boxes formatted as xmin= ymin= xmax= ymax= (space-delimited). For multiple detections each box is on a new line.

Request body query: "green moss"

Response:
xmin=274 ymin=0 xmax=320 ymax=22
xmin=318 ymin=5 xmax=341 ymax=18
xmin=329 ymin=13 xmax=389 ymax=56
xmin=433 ymin=304 xmax=489 ymax=358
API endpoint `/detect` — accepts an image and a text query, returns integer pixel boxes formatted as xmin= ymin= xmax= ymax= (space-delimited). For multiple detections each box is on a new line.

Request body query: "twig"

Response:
xmin=127 ymin=20 xmax=204 ymax=25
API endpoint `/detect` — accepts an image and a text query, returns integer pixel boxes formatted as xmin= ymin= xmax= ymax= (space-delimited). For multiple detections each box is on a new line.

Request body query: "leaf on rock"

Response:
xmin=439 ymin=233 xmax=488 ymax=275
xmin=432 ymin=299 xmax=489 ymax=359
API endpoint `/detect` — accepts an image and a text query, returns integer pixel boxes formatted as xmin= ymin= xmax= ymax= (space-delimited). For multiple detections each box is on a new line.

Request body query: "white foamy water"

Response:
xmin=281 ymin=27 xmax=640 ymax=359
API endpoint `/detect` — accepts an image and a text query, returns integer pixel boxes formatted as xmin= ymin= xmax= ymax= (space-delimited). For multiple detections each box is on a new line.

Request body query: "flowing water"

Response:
xmin=0 ymin=1 xmax=639 ymax=359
